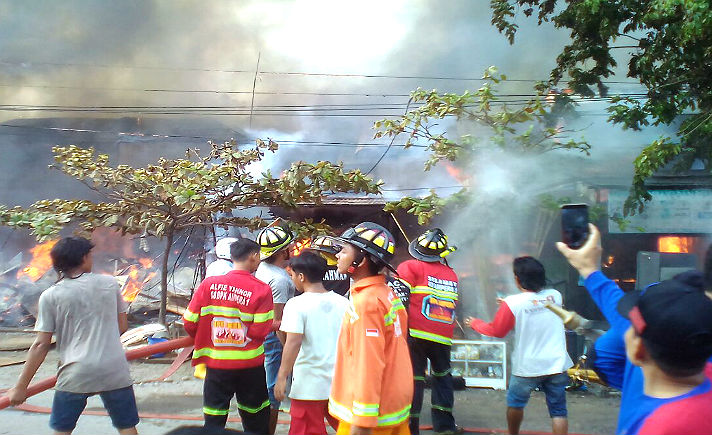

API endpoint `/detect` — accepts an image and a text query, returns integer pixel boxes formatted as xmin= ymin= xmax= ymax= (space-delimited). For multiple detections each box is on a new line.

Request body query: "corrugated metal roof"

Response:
xmin=298 ymin=194 xmax=387 ymax=206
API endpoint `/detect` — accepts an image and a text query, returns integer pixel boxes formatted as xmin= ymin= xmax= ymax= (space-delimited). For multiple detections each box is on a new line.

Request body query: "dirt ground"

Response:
xmin=0 ymin=334 xmax=619 ymax=435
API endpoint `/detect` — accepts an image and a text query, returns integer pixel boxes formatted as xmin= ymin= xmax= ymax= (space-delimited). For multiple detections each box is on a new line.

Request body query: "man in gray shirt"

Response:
xmin=7 ymin=237 xmax=139 ymax=435
xmin=255 ymin=225 xmax=296 ymax=435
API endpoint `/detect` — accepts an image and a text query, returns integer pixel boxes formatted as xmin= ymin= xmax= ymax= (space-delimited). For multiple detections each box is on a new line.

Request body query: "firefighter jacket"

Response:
xmin=183 ymin=269 xmax=274 ymax=369
xmin=329 ymin=275 xmax=413 ymax=429
xmin=397 ymin=259 xmax=459 ymax=346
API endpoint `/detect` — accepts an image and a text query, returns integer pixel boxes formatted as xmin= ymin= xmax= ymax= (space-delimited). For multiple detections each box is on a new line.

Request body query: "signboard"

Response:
xmin=608 ymin=189 xmax=712 ymax=234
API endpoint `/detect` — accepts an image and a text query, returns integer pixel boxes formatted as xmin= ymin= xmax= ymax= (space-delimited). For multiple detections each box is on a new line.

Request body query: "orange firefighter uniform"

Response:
xmin=329 ymin=275 xmax=413 ymax=434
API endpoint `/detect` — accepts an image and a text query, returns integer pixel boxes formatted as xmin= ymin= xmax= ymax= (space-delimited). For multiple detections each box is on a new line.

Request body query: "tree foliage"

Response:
xmin=491 ymin=0 xmax=712 ymax=214
xmin=376 ymin=66 xmax=590 ymax=223
xmin=0 ymin=140 xmax=380 ymax=323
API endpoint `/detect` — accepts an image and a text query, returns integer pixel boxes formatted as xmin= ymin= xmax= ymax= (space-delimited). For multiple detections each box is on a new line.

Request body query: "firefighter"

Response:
xmin=183 ymin=238 xmax=274 ymax=434
xmin=310 ymin=235 xmax=351 ymax=296
xmin=397 ymin=228 xmax=462 ymax=435
xmin=328 ymin=222 xmax=413 ymax=435
xmin=255 ymin=224 xmax=296 ymax=435
xmin=194 ymin=237 xmax=241 ymax=381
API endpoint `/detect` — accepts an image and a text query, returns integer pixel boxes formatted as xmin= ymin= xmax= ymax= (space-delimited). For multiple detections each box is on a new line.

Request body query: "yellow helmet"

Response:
xmin=256 ymin=225 xmax=294 ymax=260
xmin=409 ymin=228 xmax=456 ymax=263
xmin=335 ymin=222 xmax=397 ymax=272
xmin=311 ymin=235 xmax=339 ymax=266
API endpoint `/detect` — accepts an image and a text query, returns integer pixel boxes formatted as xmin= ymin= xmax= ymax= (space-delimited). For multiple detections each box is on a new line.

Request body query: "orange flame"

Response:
xmin=658 ymin=236 xmax=692 ymax=254
xmin=291 ymin=239 xmax=312 ymax=257
xmin=121 ymin=258 xmax=157 ymax=302
xmin=444 ymin=163 xmax=469 ymax=185
xmin=138 ymin=257 xmax=153 ymax=268
xmin=17 ymin=240 xmax=58 ymax=281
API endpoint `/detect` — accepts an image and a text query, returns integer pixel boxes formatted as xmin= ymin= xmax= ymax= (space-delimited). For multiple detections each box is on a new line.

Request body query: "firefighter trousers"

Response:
xmin=408 ymin=336 xmax=456 ymax=435
xmin=203 ymin=365 xmax=271 ymax=434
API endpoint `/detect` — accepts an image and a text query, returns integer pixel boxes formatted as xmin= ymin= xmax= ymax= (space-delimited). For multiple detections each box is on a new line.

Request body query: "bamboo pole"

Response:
xmin=390 ymin=212 xmax=410 ymax=244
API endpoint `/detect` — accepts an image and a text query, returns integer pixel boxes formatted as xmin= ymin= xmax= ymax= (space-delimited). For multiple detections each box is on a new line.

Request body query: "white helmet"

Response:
xmin=214 ymin=237 xmax=239 ymax=260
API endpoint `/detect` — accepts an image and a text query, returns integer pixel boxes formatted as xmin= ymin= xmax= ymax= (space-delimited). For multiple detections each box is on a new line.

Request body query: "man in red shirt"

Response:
xmin=396 ymin=228 xmax=460 ymax=435
xmin=183 ymin=238 xmax=274 ymax=434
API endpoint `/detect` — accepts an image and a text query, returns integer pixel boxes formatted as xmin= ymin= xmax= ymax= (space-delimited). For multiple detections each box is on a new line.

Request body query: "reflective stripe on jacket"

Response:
xmin=397 ymin=259 xmax=459 ymax=345
xmin=329 ymin=275 xmax=413 ymax=428
xmin=183 ymin=269 xmax=274 ymax=369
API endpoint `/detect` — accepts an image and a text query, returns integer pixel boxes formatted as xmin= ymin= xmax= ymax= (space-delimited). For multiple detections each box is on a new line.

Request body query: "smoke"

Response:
xmin=440 ymin=105 xmax=677 ymax=326
xmin=0 ymin=1 xmax=679 ymax=315
xmin=0 ymin=0 xmax=576 ymax=195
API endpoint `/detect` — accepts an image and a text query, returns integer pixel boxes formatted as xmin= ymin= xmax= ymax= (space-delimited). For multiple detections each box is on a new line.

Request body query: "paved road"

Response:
xmin=1 ymin=345 xmax=619 ymax=434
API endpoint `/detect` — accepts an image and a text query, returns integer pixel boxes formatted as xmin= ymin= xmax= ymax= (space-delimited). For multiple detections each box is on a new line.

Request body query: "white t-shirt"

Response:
xmin=205 ymin=259 xmax=232 ymax=278
xmin=279 ymin=291 xmax=349 ymax=400
xmin=504 ymin=288 xmax=574 ymax=377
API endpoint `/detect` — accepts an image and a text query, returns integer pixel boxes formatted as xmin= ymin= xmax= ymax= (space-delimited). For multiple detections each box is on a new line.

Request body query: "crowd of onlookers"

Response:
xmin=5 ymin=221 xmax=712 ymax=435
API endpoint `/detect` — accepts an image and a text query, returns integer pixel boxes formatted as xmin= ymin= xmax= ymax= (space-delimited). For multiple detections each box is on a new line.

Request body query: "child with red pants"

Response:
xmin=274 ymin=251 xmax=349 ymax=435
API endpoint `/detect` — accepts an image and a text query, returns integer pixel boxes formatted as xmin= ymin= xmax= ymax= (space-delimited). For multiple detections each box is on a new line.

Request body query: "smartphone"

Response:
xmin=561 ymin=204 xmax=589 ymax=249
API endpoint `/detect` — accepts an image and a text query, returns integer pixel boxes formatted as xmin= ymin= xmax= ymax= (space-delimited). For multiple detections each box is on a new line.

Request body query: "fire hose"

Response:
xmin=0 ymin=336 xmax=194 ymax=410
xmin=0 ymin=336 xmax=603 ymax=434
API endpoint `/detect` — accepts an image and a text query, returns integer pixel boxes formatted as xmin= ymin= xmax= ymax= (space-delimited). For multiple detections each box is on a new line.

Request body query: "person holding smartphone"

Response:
xmin=557 ymin=224 xmax=712 ymax=434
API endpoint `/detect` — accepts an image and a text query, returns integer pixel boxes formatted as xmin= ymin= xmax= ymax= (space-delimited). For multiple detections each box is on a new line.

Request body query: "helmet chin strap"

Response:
xmin=347 ymin=251 xmax=366 ymax=274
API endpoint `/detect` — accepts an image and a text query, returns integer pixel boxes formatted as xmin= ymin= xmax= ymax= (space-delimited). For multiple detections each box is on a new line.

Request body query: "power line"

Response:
xmin=0 ymin=123 xmax=429 ymax=148
xmin=366 ymin=97 xmax=413 ymax=176
xmin=0 ymin=82 xmax=649 ymax=100
xmin=0 ymin=107 xmax=619 ymax=117
xmin=0 ymin=59 xmax=644 ymax=84
xmin=0 ymin=94 xmax=649 ymax=116
xmin=0 ymin=83 xmax=413 ymax=97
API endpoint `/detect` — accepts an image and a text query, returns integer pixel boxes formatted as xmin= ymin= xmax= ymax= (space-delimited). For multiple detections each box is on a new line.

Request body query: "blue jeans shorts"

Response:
xmin=507 ymin=373 xmax=569 ymax=417
xmin=263 ymin=331 xmax=283 ymax=409
xmin=50 ymin=385 xmax=140 ymax=432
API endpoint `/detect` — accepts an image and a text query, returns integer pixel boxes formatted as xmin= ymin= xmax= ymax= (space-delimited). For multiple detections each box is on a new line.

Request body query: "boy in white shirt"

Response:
xmin=275 ymin=251 xmax=349 ymax=435
xmin=466 ymin=256 xmax=572 ymax=435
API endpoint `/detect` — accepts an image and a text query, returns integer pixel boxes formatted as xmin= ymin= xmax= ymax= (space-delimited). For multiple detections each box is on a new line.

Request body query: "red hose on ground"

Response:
xmin=8 ymin=404 xmax=599 ymax=434
xmin=0 ymin=336 xmax=194 ymax=410
xmin=1 ymin=336 xmax=602 ymax=434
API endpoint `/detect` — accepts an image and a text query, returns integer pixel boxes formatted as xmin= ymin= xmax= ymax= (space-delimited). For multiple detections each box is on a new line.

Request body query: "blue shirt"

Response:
xmin=583 ymin=271 xmax=712 ymax=434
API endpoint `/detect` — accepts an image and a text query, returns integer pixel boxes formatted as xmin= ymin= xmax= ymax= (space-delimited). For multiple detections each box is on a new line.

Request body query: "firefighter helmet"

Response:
xmin=336 ymin=222 xmax=397 ymax=273
xmin=311 ymin=235 xmax=340 ymax=266
xmin=408 ymin=228 xmax=456 ymax=263
xmin=257 ymin=225 xmax=294 ymax=260
xmin=214 ymin=237 xmax=239 ymax=260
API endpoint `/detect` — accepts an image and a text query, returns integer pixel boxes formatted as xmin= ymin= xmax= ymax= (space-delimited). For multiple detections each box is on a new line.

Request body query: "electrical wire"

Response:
xmin=0 ymin=59 xmax=645 ymax=85
xmin=365 ymin=97 xmax=413 ymax=175
xmin=0 ymin=82 xmax=650 ymax=99
xmin=0 ymin=122 xmax=433 ymax=148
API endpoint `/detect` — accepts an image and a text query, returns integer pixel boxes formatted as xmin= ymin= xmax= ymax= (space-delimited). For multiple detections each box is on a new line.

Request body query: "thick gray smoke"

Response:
xmin=0 ymin=1 xmax=675 ymax=319
xmin=441 ymin=109 xmax=677 ymax=326
xmin=0 ymin=0 xmax=578 ymax=196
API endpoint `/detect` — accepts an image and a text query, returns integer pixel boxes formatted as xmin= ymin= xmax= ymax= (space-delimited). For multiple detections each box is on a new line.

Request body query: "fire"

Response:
xmin=291 ymin=239 xmax=312 ymax=257
xmin=658 ymin=236 xmax=693 ymax=254
xmin=17 ymin=240 xmax=58 ymax=281
xmin=121 ymin=258 xmax=157 ymax=302
xmin=138 ymin=257 xmax=153 ymax=268
xmin=444 ymin=163 xmax=469 ymax=185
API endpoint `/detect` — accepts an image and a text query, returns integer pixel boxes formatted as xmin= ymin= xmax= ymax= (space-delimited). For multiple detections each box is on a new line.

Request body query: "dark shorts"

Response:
xmin=506 ymin=373 xmax=568 ymax=417
xmin=50 ymin=385 xmax=140 ymax=432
